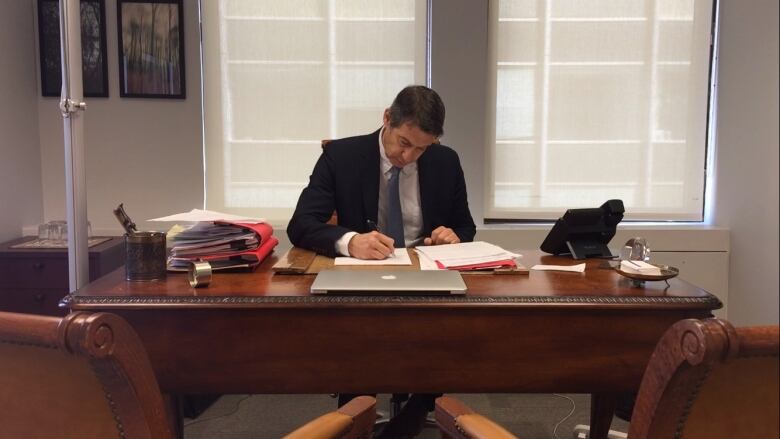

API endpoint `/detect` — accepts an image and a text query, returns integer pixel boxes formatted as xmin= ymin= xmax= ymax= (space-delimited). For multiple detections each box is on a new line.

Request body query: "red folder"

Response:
xmin=196 ymin=235 xmax=278 ymax=266
xmin=215 ymin=221 xmax=274 ymax=245
xmin=435 ymin=259 xmax=517 ymax=271
xmin=170 ymin=221 xmax=278 ymax=271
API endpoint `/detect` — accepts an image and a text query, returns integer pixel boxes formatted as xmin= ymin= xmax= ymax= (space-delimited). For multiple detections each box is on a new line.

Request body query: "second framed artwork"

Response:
xmin=117 ymin=0 xmax=185 ymax=98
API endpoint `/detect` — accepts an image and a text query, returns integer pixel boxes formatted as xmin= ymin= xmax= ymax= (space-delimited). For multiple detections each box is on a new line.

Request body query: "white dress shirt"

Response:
xmin=335 ymin=127 xmax=424 ymax=256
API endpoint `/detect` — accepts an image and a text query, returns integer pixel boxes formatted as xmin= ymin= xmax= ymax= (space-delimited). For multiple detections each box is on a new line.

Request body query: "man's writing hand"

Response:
xmin=348 ymin=231 xmax=395 ymax=260
xmin=423 ymin=226 xmax=460 ymax=246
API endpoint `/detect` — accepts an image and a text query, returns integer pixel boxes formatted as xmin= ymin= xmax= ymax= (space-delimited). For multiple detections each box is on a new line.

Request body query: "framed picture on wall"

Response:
xmin=37 ymin=0 xmax=109 ymax=97
xmin=117 ymin=0 xmax=185 ymax=99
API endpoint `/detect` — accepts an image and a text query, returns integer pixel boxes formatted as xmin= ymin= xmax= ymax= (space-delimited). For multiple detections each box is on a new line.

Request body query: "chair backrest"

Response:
xmin=628 ymin=318 xmax=779 ymax=439
xmin=434 ymin=318 xmax=778 ymax=439
xmin=0 ymin=311 xmax=174 ymax=439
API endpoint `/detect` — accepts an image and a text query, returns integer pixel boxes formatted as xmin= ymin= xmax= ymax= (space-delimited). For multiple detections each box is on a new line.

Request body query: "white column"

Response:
xmin=59 ymin=0 xmax=89 ymax=292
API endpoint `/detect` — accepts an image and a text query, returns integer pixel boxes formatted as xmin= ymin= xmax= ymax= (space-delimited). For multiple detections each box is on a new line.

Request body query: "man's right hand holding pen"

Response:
xmin=347 ymin=220 xmax=395 ymax=260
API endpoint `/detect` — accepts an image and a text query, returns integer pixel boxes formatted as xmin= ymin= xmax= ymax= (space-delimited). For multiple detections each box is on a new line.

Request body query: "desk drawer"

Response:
xmin=0 ymin=288 xmax=68 ymax=316
xmin=0 ymin=257 xmax=68 ymax=288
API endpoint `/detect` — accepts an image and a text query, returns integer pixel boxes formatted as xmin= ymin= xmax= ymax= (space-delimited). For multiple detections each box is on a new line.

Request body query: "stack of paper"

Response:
xmin=167 ymin=221 xmax=278 ymax=271
xmin=620 ymin=260 xmax=661 ymax=276
xmin=150 ymin=209 xmax=277 ymax=271
xmin=415 ymin=241 xmax=520 ymax=271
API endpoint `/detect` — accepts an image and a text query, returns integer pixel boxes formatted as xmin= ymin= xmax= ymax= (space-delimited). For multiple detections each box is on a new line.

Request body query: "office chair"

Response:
xmin=0 ymin=311 xmax=175 ymax=438
xmin=434 ymin=318 xmax=779 ymax=439
xmin=0 ymin=310 xmax=377 ymax=439
xmin=285 ymin=395 xmax=376 ymax=439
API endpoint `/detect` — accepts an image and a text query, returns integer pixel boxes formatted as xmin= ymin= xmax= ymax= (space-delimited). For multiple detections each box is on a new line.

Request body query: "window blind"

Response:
xmin=202 ymin=0 xmax=428 ymax=221
xmin=486 ymin=0 xmax=715 ymax=220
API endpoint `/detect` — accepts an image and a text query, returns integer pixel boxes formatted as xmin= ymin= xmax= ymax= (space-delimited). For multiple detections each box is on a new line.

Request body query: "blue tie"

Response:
xmin=386 ymin=167 xmax=405 ymax=248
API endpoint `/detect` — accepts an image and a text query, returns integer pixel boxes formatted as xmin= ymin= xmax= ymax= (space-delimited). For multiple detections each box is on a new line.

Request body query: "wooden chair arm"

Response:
xmin=435 ymin=396 xmax=518 ymax=439
xmin=283 ymin=395 xmax=376 ymax=439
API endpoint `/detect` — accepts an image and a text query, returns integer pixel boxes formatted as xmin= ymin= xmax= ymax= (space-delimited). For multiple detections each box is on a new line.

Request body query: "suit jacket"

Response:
xmin=287 ymin=129 xmax=476 ymax=257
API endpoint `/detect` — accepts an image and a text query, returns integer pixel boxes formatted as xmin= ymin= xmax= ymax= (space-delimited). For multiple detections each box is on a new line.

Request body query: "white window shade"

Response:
xmin=486 ymin=0 xmax=714 ymax=221
xmin=202 ymin=0 xmax=428 ymax=222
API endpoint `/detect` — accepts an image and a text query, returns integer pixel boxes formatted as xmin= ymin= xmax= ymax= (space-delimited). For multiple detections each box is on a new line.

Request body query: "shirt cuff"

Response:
xmin=335 ymin=232 xmax=358 ymax=256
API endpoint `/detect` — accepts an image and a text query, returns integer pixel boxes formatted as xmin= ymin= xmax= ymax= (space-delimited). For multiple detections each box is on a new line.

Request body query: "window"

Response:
xmin=487 ymin=0 xmax=715 ymax=220
xmin=201 ymin=0 xmax=428 ymax=222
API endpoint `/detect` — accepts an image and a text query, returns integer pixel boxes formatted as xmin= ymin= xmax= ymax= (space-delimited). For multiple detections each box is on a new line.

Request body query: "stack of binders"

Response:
xmin=168 ymin=221 xmax=278 ymax=271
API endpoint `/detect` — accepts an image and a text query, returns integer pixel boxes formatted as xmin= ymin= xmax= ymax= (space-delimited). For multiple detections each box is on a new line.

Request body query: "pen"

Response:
xmin=366 ymin=219 xmax=380 ymax=232
xmin=365 ymin=219 xmax=395 ymax=258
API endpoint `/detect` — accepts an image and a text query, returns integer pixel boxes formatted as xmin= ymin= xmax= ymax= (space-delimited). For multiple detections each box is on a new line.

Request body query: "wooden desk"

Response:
xmin=64 ymin=250 xmax=720 ymax=438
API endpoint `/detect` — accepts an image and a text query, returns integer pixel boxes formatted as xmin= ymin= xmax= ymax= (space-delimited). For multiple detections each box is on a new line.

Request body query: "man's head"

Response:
xmin=382 ymin=86 xmax=445 ymax=168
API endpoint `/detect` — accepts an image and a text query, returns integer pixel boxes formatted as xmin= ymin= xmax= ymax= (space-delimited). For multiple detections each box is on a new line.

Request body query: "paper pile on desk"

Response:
xmin=415 ymin=241 xmax=520 ymax=271
xmin=620 ymin=260 xmax=661 ymax=275
xmin=531 ymin=263 xmax=586 ymax=273
xmin=167 ymin=220 xmax=278 ymax=271
xmin=150 ymin=208 xmax=264 ymax=223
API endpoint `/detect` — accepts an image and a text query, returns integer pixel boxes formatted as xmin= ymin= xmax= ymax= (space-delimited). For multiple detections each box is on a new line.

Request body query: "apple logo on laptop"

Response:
xmin=381 ymin=275 xmax=397 ymax=280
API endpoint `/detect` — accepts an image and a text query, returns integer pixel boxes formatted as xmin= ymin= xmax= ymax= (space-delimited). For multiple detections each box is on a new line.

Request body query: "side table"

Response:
xmin=0 ymin=236 xmax=125 ymax=315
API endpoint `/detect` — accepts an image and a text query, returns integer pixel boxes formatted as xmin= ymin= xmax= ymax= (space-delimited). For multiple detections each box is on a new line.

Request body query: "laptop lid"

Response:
xmin=310 ymin=269 xmax=467 ymax=295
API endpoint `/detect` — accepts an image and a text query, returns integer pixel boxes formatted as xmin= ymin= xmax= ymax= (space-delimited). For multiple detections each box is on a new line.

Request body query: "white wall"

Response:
xmin=431 ymin=0 xmax=489 ymax=224
xmin=36 ymin=0 xmax=203 ymax=234
xmin=713 ymin=0 xmax=780 ymax=325
xmin=0 ymin=0 xmax=43 ymax=243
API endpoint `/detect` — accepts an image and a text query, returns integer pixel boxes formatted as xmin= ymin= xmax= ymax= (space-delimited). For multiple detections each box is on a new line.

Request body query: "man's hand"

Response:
xmin=423 ymin=226 xmax=460 ymax=246
xmin=348 ymin=231 xmax=396 ymax=260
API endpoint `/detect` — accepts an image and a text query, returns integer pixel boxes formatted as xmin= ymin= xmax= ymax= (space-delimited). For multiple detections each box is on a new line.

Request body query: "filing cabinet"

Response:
xmin=0 ymin=236 xmax=124 ymax=315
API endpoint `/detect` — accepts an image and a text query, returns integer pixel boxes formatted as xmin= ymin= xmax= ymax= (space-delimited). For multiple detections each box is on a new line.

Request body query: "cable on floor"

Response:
xmin=184 ymin=394 xmax=252 ymax=428
xmin=552 ymin=393 xmax=577 ymax=439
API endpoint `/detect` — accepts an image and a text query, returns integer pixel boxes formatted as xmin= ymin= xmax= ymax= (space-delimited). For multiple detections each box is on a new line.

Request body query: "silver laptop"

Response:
xmin=310 ymin=269 xmax=467 ymax=295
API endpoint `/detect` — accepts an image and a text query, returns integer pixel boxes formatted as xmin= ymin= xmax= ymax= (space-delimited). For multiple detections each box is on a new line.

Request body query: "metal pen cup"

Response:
xmin=125 ymin=231 xmax=167 ymax=281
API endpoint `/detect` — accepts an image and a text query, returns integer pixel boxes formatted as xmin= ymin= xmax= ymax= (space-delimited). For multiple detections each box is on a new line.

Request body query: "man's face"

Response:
xmin=382 ymin=110 xmax=437 ymax=168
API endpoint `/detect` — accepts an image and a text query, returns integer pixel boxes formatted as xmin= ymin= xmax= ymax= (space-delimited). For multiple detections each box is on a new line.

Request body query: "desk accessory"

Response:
xmin=615 ymin=263 xmax=679 ymax=287
xmin=188 ymin=261 xmax=212 ymax=288
xmin=619 ymin=237 xmax=651 ymax=262
xmin=540 ymin=199 xmax=624 ymax=259
xmin=271 ymin=247 xmax=317 ymax=274
xmin=114 ymin=203 xmax=167 ymax=281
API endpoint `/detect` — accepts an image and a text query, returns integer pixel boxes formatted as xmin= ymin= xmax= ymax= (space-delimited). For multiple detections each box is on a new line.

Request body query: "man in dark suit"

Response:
xmin=288 ymin=85 xmax=476 ymax=258
xmin=287 ymin=85 xmax=476 ymax=437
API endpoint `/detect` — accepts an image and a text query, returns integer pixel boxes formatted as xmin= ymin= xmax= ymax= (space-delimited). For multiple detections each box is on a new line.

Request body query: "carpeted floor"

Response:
xmin=184 ymin=393 xmax=630 ymax=438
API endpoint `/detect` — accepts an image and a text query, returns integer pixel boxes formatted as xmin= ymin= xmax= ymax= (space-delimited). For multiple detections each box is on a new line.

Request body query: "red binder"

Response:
xmin=169 ymin=221 xmax=278 ymax=271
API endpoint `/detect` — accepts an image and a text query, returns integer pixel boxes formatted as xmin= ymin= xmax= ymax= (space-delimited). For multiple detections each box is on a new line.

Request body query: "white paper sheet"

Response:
xmin=334 ymin=249 xmax=413 ymax=266
xmin=149 ymin=209 xmax=265 ymax=223
xmin=414 ymin=241 xmax=520 ymax=268
xmin=531 ymin=263 xmax=586 ymax=273
xmin=620 ymin=260 xmax=662 ymax=275
xmin=415 ymin=249 xmax=443 ymax=271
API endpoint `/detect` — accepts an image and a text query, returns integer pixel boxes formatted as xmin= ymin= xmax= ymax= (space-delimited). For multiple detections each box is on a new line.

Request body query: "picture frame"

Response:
xmin=117 ymin=0 xmax=185 ymax=99
xmin=37 ymin=0 xmax=109 ymax=98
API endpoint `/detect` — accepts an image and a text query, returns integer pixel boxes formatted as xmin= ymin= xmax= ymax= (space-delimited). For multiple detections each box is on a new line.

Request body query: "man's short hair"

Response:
xmin=387 ymin=85 xmax=445 ymax=138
